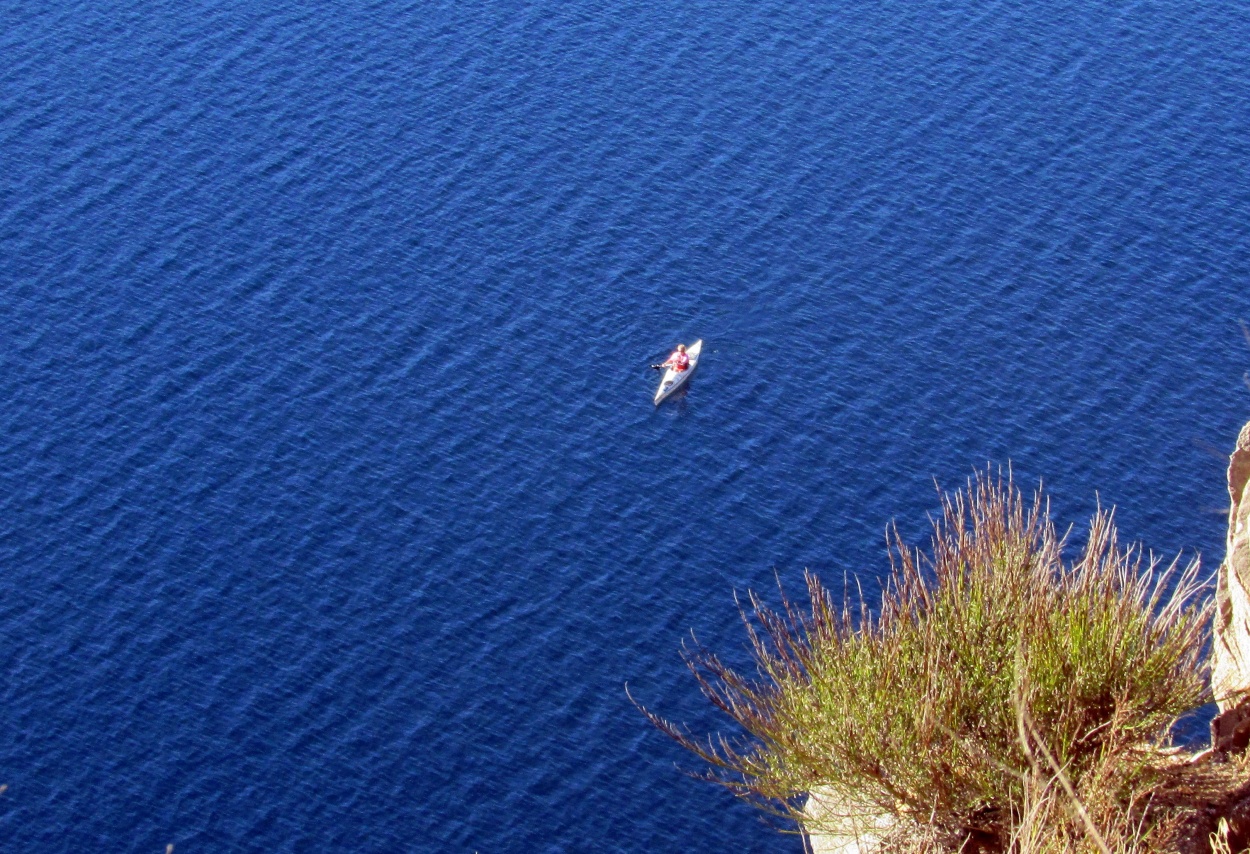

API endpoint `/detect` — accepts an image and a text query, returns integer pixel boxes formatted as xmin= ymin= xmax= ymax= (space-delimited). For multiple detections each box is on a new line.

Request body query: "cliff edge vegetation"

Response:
xmin=636 ymin=471 xmax=1229 ymax=852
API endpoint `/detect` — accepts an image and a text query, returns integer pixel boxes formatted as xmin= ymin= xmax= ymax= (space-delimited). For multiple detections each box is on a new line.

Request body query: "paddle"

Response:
xmin=649 ymin=364 xmax=667 ymax=370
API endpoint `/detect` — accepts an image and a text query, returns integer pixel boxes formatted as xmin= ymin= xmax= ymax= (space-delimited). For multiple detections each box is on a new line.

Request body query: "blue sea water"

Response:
xmin=2 ymin=0 xmax=1250 ymax=850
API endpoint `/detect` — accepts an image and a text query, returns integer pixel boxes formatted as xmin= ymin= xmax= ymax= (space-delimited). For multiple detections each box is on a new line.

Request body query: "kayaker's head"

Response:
xmin=676 ymin=344 xmax=686 ymax=352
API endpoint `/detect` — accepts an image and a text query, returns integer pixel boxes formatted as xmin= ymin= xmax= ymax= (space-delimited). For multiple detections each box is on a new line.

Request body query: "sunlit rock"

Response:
xmin=1212 ymin=421 xmax=1250 ymax=715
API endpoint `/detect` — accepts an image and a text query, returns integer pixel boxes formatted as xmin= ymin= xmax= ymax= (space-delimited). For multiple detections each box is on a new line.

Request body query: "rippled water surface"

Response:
xmin=3 ymin=0 xmax=1250 ymax=850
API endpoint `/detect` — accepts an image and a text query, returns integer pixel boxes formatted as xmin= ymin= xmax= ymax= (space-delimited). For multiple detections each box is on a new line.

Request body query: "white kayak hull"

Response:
xmin=654 ymin=339 xmax=703 ymax=404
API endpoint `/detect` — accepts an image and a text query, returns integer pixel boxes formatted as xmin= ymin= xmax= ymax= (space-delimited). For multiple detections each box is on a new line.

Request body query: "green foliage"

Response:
xmin=638 ymin=472 xmax=1210 ymax=848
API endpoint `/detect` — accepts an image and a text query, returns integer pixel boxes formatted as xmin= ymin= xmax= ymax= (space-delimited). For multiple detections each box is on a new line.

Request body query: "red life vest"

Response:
xmin=671 ymin=352 xmax=690 ymax=371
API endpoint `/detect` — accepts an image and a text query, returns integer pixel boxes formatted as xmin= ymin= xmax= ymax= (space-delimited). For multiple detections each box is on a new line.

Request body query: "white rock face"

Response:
xmin=803 ymin=788 xmax=895 ymax=854
xmin=1212 ymin=422 xmax=1250 ymax=711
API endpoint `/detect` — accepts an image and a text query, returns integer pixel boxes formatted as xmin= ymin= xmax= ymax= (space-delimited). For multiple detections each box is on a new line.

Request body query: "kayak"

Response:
xmin=654 ymin=339 xmax=703 ymax=405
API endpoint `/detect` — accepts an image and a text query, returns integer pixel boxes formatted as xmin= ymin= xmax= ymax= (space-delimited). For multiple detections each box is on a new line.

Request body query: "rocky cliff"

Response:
xmin=1211 ymin=421 xmax=1250 ymax=749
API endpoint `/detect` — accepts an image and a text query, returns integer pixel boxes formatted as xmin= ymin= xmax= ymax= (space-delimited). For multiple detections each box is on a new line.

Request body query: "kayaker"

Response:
xmin=663 ymin=344 xmax=690 ymax=372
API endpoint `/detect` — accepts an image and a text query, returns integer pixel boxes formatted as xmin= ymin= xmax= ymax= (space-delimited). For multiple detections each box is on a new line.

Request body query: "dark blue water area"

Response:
xmin=2 ymin=0 xmax=1250 ymax=850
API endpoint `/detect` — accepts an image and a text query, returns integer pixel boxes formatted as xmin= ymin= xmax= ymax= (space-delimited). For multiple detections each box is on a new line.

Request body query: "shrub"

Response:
xmin=637 ymin=472 xmax=1210 ymax=849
